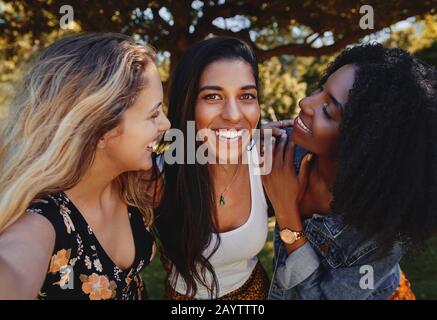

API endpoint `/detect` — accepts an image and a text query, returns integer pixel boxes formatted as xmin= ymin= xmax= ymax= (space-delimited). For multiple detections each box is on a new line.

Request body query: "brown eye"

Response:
xmin=241 ymin=93 xmax=256 ymax=100
xmin=204 ymin=94 xmax=221 ymax=100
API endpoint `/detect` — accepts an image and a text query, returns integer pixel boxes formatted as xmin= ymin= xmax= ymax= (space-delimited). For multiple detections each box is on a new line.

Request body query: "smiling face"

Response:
xmin=292 ymin=64 xmax=357 ymax=157
xmin=101 ymin=62 xmax=171 ymax=172
xmin=194 ymin=59 xmax=260 ymax=163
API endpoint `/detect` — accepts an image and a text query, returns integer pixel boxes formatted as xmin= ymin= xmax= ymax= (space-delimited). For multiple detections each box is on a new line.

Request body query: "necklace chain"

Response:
xmin=218 ymin=164 xmax=240 ymax=206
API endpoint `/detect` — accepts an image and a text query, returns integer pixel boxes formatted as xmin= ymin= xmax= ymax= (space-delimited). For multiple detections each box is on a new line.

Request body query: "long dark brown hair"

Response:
xmin=154 ymin=37 xmax=259 ymax=298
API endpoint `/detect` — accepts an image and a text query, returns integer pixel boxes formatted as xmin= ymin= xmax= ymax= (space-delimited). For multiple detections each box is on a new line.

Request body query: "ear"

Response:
xmin=98 ymin=126 xmax=123 ymax=149
xmin=97 ymin=138 xmax=106 ymax=149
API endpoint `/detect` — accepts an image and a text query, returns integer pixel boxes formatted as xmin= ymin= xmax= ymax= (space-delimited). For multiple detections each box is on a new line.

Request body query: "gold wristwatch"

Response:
xmin=279 ymin=228 xmax=305 ymax=244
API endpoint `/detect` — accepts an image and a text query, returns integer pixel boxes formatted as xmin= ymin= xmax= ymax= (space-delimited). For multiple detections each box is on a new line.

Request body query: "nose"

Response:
xmin=221 ymin=98 xmax=243 ymax=123
xmin=298 ymin=95 xmax=316 ymax=117
xmin=158 ymin=112 xmax=171 ymax=132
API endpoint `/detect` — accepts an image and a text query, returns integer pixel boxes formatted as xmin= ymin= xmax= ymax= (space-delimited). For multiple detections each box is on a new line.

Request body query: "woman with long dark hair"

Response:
xmin=154 ymin=37 xmax=274 ymax=299
xmin=264 ymin=43 xmax=437 ymax=300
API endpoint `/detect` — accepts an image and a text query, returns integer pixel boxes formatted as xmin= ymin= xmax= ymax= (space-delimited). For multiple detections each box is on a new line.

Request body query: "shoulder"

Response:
xmin=26 ymin=192 xmax=76 ymax=239
xmin=0 ymin=210 xmax=56 ymax=299
xmin=5 ymin=208 xmax=56 ymax=244
xmin=3 ymin=194 xmax=63 ymax=239
xmin=0 ymin=201 xmax=56 ymax=275
xmin=26 ymin=194 xmax=60 ymax=217
xmin=304 ymin=214 xmax=404 ymax=268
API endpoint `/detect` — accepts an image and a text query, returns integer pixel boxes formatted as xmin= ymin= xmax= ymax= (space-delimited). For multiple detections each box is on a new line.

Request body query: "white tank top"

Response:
xmin=169 ymin=145 xmax=269 ymax=299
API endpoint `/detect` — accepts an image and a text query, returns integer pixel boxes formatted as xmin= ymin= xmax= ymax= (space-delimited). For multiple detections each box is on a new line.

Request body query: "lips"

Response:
xmin=294 ymin=115 xmax=312 ymax=134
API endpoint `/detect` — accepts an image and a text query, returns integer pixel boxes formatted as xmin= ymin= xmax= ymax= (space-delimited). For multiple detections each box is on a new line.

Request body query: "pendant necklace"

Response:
xmin=218 ymin=164 xmax=241 ymax=206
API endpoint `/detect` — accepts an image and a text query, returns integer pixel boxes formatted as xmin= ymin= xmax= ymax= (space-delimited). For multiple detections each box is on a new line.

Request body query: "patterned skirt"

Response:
xmin=164 ymin=263 xmax=415 ymax=300
xmin=165 ymin=261 xmax=270 ymax=300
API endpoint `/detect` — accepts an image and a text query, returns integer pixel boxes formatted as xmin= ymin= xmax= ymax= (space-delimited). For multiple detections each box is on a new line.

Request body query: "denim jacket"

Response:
xmin=268 ymin=130 xmax=407 ymax=300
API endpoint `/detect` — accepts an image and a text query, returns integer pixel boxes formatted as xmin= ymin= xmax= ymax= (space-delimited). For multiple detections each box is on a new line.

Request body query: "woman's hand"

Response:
xmin=261 ymin=119 xmax=293 ymax=135
xmin=261 ymin=131 xmax=312 ymax=224
xmin=262 ymin=132 xmax=313 ymax=254
xmin=259 ymin=120 xmax=293 ymax=156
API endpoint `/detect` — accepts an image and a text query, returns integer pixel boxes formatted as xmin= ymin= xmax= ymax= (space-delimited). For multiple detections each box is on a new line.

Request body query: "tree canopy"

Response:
xmin=1 ymin=1 xmax=436 ymax=121
xmin=1 ymin=0 xmax=436 ymax=71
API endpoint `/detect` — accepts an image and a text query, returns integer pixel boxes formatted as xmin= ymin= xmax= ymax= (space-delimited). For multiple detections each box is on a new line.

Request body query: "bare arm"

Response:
xmin=0 ymin=213 xmax=55 ymax=299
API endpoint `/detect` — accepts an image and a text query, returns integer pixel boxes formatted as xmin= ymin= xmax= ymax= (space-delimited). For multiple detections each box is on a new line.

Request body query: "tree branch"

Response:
xmin=256 ymin=30 xmax=373 ymax=61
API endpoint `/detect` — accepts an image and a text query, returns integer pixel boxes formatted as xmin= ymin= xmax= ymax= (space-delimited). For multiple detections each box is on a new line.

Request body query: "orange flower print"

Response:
xmin=49 ymin=249 xmax=71 ymax=274
xmin=81 ymin=273 xmax=116 ymax=300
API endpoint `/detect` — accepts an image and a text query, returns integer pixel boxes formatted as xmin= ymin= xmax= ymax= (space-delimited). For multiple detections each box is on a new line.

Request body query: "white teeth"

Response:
xmin=215 ymin=129 xmax=243 ymax=139
xmin=297 ymin=116 xmax=311 ymax=133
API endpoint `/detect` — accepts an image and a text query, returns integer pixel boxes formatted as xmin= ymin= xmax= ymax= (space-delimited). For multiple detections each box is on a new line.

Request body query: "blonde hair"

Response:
xmin=0 ymin=32 xmax=158 ymax=233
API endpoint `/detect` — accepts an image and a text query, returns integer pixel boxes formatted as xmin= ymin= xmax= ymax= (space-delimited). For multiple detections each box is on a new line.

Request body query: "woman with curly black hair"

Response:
xmin=264 ymin=43 xmax=437 ymax=300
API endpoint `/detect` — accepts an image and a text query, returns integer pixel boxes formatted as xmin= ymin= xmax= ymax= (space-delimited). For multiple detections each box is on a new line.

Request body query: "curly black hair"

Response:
xmin=320 ymin=43 xmax=437 ymax=248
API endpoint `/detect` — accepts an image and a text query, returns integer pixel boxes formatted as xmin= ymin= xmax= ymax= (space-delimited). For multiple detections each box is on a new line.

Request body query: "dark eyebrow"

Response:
xmin=198 ymin=84 xmax=258 ymax=92
xmin=322 ymin=85 xmax=344 ymax=112
xmin=199 ymin=85 xmax=223 ymax=92
xmin=241 ymin=85 xmax=258 ymax=91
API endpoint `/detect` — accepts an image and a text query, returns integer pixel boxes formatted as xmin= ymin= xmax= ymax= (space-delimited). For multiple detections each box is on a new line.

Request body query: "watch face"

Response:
xmin=281 ymin=229 xmax=297 ymax=244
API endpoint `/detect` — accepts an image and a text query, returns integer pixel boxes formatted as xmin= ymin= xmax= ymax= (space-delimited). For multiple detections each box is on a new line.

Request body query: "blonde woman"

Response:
xmin=0 ymin=33 xmax=170 ymax=299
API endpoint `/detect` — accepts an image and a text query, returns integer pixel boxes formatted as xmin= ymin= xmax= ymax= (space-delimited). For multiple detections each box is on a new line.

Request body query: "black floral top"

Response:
xmin=26 ymin=192 xmax=156 ymax=300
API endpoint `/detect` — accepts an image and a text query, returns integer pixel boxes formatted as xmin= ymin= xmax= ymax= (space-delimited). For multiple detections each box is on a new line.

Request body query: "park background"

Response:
xmin=0 ymin=0 xmax=436 ymax=299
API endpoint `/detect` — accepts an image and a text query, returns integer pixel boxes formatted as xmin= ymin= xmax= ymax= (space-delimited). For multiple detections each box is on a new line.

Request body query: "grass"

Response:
xmin=142 ymin=253 xmax=167 ymax=299
xmin=142 ymin=218 xmax=437 ymax=300
xmin=400 ymin=236 xmax=437 ymax=299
